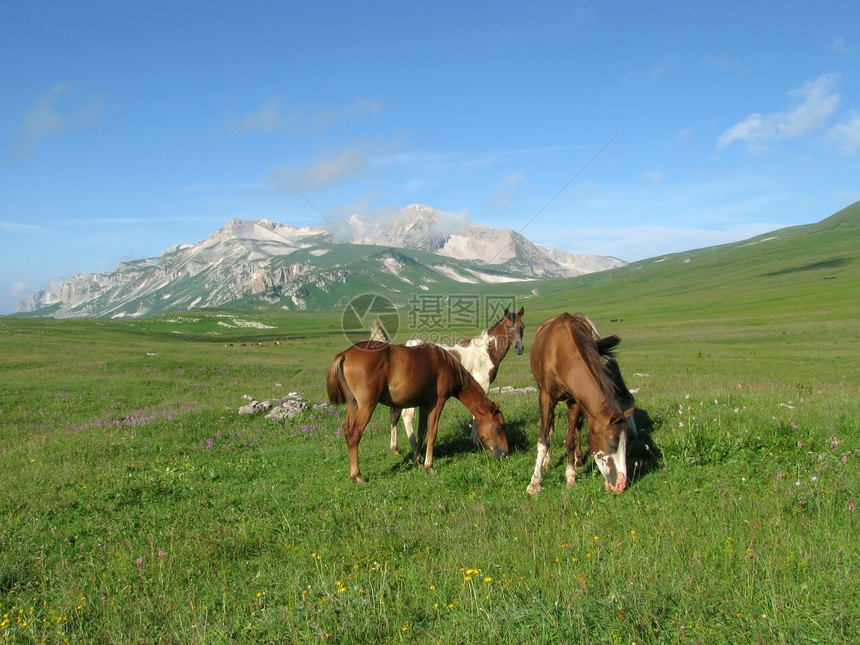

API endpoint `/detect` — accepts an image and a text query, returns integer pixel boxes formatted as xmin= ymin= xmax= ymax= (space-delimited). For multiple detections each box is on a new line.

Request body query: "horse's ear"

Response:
xmin=517 ymin=306 xmax=524 ymax=316
xmin=492 ymin=401 xmax=501 ymax=413
xmin=503 ymin=307 xmax=510 ymax=316
xmin=623 ymin=407 xmax=635 ymax=419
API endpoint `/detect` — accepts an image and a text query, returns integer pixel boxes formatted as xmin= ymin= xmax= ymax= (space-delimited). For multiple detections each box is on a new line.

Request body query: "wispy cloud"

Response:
xmin=238 ymin=98 xmax=384 ymax=135
xmin=717 ymin=74 xmax=842 ymax=151
xmin=621 ymin=56 xmax=672 ymax=84
xmin=830 ymin=36 xmax=854 ymax=55
xmin=265 ymin=146 xmax=371 ymax=192
xmin=535 ymin=222 xmax=787 ymax=262
xmin=642 ymin=169 xmax=665 ymax=182
xmin=828 ymin=112 xmax=860 ymax=154
xmin=301 ymin=149 xmax=370 ymax=190
xmin=490 ymin=170 xmax=527 ymax=208
xmin=701 ymin=55 xmax=743 ymax=71
xmin=8 ymin=83 xmax=105 ymax=160
xmin=0 ymin=220 xmax=59 ymax=234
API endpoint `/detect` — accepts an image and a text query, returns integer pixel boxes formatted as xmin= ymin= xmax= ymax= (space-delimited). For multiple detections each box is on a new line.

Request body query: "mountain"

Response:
xmin=15 ymin=205 xmax=625 ymax=318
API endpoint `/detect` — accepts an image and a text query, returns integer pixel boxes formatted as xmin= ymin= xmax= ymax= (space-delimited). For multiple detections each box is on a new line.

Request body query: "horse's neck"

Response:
xmin=455 ymin=379 xmax=491 ymax=418
xmin=485 ymin=332 xmax=509 ymax=369
xmin=571 ymin=366 xmax=615 ymax=420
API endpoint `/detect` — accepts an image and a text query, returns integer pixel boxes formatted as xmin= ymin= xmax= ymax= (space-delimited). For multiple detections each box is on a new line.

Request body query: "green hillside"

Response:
xmin=519 ymin=200 xmax=859 ymax=322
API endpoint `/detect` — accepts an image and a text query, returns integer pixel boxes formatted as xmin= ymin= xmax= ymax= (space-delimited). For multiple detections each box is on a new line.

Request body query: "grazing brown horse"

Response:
xmin=527 ymin=313 xmax=634 ymax=495
xmin=327 ymin=341 xmax=509 ymax=483
xmin=390 ymin=307 xmax=525 ymax=452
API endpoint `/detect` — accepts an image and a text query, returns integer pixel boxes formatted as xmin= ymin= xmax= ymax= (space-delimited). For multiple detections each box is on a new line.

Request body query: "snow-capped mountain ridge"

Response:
xmin=17 ymin=205 xmax=625 ymax=317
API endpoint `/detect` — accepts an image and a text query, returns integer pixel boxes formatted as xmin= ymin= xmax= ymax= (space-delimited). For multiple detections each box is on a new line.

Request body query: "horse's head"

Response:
xmin=475 ymin=401 xmax=509 ymax=459
xmin=588 ymin=407 xmax=634 ymax=494
xmin=502 ymin=307 xmax=525 ymax=355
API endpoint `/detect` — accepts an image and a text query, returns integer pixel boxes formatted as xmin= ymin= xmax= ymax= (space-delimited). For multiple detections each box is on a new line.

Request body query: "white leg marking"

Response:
xmin=402 ymin=408 xmax=419 ymax=456
xmin=527 ymin=442 xmax=549 ymax=494
xmin=565 ymin=461 xmax=577 ymax=488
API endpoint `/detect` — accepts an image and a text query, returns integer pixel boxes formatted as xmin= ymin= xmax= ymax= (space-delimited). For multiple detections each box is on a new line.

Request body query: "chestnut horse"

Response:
xmin=327 ymin=340 xmax=509 ymax=483
xmin=390 ymin=307 xmax=525 ymax=453
xmin=527 ymin=313 xmax=634 ymax=495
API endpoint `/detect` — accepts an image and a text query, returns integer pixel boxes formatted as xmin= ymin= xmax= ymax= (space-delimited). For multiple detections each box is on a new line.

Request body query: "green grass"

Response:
xmin=1 ymin=205 xmax=859 ymax=643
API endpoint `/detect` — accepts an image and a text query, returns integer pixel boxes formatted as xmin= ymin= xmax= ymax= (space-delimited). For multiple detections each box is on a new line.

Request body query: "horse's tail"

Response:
xmin=326 ymin=352 xmax=349 ymax=404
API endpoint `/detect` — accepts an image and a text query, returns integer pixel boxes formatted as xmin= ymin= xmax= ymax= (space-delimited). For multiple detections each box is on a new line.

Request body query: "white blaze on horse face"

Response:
xmin=592 ymin=425 xmax=628 ymax=494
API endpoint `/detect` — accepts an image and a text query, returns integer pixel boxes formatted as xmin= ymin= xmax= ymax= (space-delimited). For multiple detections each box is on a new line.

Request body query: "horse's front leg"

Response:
xmin=527 ymin=389 xmax=557 ymax=494
xmin=564 ymin=402 xmax=585 ymax=488
xmin=421 ymin=402 xmax=446 ymax=474
xmin=345 ymin=400 xmax=376 ymax=483
xmin=389 ymin=407 xmax=401 ymax=452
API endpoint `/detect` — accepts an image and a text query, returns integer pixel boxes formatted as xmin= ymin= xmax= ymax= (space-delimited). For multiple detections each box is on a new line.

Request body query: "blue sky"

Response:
xmin=2 ymin=1 xmax=859 ymax=314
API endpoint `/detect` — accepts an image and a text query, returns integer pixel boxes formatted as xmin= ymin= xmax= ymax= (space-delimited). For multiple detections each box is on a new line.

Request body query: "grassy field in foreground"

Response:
xmin=1 ymin=304 xmax=858 ymax=644
xmin=1 ymin=206 xmax=859 ymax=643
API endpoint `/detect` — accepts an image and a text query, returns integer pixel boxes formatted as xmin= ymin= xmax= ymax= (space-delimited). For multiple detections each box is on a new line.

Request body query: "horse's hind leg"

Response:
xmin=401 ymin=407 xmax=419 ymax=456
xmin=413 ymin=406 xmax=430 ymax=467
xmin=345 ymin=400 xmax=376 ymax=483
xmin=389 ymin=408 xmax=402 ymax=452
xmin=564 ymin=402 xmax=585 ymax=488
xmin=421 ymin=403 xmax=445 ymax=474
xmin=527 ymin=389 xmax=557 ymax=494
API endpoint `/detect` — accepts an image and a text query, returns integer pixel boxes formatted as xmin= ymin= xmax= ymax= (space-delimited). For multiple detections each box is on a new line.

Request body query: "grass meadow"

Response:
xmin=2 ymin=217 xmax=859 ymax=642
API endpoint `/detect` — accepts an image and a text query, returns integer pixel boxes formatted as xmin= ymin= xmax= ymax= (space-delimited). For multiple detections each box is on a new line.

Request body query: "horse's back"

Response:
xmin=530 ymin=313 xmax=595 ymax=395
xmin=344 ymin=341 xmax=464 ymax=408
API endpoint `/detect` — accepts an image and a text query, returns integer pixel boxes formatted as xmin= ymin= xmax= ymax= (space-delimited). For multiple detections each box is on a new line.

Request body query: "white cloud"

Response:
xmin=9 ymin=83 xmax=105 ymax=160
xmin=717 ymin=74 xmax=842 ymax=151
xmin=828 ymin=112 xmax=860 ymax=154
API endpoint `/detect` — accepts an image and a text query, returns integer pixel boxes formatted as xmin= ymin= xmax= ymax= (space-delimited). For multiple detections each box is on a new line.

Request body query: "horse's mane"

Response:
xmin=427 ymin=342 xmax=471 ymax=390
xmin=565 ymin=316 xmax=625 ymax=413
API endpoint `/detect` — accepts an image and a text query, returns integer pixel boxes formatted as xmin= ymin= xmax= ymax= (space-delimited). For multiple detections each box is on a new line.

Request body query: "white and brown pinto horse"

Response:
xmin=527 ymin=313 xmax=634 ymax=495
xmin=327 ymin=340 xmax=509 ymax=483
xmin=389 ymin=307 xmax=525 ymax=454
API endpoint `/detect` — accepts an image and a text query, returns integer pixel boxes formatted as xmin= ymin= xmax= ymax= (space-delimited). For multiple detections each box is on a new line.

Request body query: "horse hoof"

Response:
xmin=526 ymin=482 xmax=542 ymax=495
xmin=424 ymin=466 xmax=436 ymax=475
xmin=566 ymin=480 xmax=577 ymax=489
xmin=352 ymin=475 xmax=367 ymax=484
